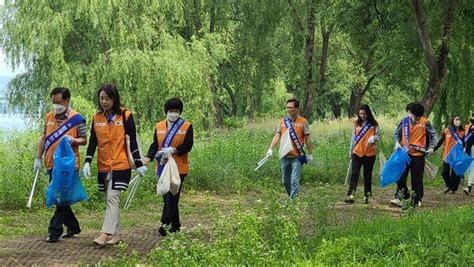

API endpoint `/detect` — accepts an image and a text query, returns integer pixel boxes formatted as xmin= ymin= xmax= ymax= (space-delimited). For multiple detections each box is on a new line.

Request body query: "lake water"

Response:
xmin=0 ymin=114 xmax=28 ymax=131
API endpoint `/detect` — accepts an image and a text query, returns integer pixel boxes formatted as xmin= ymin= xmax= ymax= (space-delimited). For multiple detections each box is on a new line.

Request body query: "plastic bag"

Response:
xmin=380 ymin=148 xmax=411 ymax=187
xmin=46 ymin=138 xmax=88 ymax=208
xmin=157 ymin=157 xmax=179 ymax=196
xmin=279 ymin=130 xmax=293 ymax=159
xmin=446 ymin=142 xmax=472 ymax=176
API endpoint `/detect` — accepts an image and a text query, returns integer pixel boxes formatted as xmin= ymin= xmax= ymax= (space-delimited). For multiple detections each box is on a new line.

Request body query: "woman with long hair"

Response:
xmin=435 ymin=115 xmax=466 ymax=194
xmin=83 ymin=83 xmax=148 ymax=245
xmin=345 ymin=104 xmax=380 ymax=204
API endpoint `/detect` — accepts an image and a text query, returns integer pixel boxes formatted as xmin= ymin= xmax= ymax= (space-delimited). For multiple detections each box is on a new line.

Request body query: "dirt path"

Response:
xmin=1 ymin=186 xmax=472 ymax=266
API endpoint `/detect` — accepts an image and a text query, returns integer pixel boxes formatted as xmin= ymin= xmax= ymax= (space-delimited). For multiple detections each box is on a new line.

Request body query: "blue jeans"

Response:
xmin=280 ymin=157 xmax=302 ymax=198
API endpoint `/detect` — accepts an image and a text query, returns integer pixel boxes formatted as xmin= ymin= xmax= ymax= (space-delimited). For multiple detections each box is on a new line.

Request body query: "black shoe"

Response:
xmin=444 ymin=188 xmax=450 ymax=194
xmin=344 ymin=198 xmax=354 ymax=204
xmin=46 ymin=236 xmax=59 ymax=243
xmin=158 ymin=225 xmax=167 ymax=237
xmin=62 ymin=230 xmax=80 ymax=239
xmin=170 ymin=226 xmax=181 ymax=233
xmin=364 ymin=196 xmax=369 ymax=204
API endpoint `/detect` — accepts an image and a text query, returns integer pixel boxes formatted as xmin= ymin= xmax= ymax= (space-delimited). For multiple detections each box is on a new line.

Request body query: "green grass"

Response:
xmin=0 ymin=117 xmax=470 ymax=266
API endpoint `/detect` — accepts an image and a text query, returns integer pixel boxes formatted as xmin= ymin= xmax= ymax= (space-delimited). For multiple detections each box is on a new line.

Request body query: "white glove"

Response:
xmin=394 ymin=142 xmax=402 ymax=150
xmin=367 ymin=136 xmax=375 ymax=145
xmin=136 ymin=165 xmax=148 ymax=176
xmin=426 ymin=148 xmax=434 ymax=156
xmin=266 ymin=148 xmax=273 ymax=157
xmin=34 ymin=158 xmax=42 ymax=171
xmin=82 ymin=162 xmax=91 ymax=179
xmin=307 ymin=154 xmax=313 ymax=163
xmin=163 ymin=147 xmax=174 ymax=158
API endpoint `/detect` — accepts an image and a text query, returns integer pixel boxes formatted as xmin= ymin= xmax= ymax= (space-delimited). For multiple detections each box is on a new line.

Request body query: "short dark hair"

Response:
xmin=405 ymin=103 xmax=414 ymax=112
xmin=409 ymin=103 xmax=425 ymax=117
xmin=50 ymin=87 xmax=71 ymax=100
xmin=98 ymin=83 xmax=122 ymax=114
xmin=164 ymin=97 xmax=184 ymax=114
xmin=286 ymin=98 xmax=299 ymax=108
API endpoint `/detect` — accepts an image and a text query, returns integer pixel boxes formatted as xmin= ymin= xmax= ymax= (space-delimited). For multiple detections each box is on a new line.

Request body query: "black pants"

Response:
xmin=396 ymin=155 xmax=425 ymax=204
xmin=441 ymin=162 xmax=462 ymax=191
xmin=47 ymin=170 xmax=81 ymax=238
xmin=347 ymin=154 xmax=376 ymax=196
xmin=161 ymin=175 xmax=186 ymax=231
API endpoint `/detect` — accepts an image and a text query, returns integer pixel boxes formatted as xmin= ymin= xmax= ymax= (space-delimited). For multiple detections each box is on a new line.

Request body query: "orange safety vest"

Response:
xmin=93 ymin=108 xmax=131 ymax=172
xmin=465 ymin=123 xmax=473 ymax=139
xmin=352 ymin=122 xmax=377 ymax=157
xmin=441 ymin=127 xmax=466 ymax=161
xmin=402 ymin=117 xmax=429 ymax=156
xmin=279 ymin=116 xmax=307 ymax=158
xmin=44 ymin=110 xmax=80 ymax=170
xmin=155 ymin=120 xmax=191 ymax=175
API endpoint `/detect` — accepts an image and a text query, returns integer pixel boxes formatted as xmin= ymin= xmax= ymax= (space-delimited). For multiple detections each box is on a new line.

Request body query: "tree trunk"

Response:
xmin=329 ymin=97 xmax=341 ymax=119
xmin=300 ymin=0 xmax=317 ymax=120
xmin=348 ymin=84 xmax=362 ymax=118
xmin=411 ymin=0 xmax=456 ymax=116
xmin=348 ymin=74 xmax=376 ymax=118
xmin=315 ymin=24 xmax=331 ymax=118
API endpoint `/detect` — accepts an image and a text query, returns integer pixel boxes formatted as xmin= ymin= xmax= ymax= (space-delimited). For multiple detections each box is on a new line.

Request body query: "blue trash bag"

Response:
xmin=380 ymin=148 xmax=411 ymax=187
xmin=446 ymin=142 xmax=473 ymax=177
xmin=46 ymin=138 xmax=88 ymax=208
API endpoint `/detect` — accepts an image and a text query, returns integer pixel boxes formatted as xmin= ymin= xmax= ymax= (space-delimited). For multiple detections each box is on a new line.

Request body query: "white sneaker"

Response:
xmin=390 ymin=199 xmax=402 ymax=207
xmin=417 ymin=200 xmax=422 ymax=207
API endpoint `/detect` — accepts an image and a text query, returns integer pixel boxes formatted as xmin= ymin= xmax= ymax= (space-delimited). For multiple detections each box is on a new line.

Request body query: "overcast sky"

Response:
xmin=0 ymin=0 xmax=25 ymax=77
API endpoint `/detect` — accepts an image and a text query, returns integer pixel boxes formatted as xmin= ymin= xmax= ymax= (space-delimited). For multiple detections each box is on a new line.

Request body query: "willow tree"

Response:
xmin=1 ymin=0 xmax=216 ymax=128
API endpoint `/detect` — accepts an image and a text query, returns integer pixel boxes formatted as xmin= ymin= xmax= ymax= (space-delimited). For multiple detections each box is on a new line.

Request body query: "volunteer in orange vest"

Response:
xmin=390 ymin=103 xmax=437 ymax=208
xmin=83 ymin=83 xmax=147 ymax=246
xmin=434 ymin=115 xmax=466 ymax=194
xmin=266 ymin=98 xmax=313 ymax=199
xmin=143 ymin=97 xmax=194 ymax=236
xmin=34 ymin=87 xmax=87 ymax=243
xmin=345 ymin=104 xmax=380 ymax=204
xmin=463 ymin=113 xmax=474 ymax=195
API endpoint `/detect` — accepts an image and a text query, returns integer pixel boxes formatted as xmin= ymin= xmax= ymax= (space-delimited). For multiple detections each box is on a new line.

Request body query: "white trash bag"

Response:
xmin=156 ymin=157 xmax=181 ymax=196
xmin=279 ymin=130 xmax=293 ymax=159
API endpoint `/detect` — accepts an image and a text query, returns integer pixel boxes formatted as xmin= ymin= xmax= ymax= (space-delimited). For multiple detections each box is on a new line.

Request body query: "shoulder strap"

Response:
xmin=44 ymin=114 xmax=84 ymax=153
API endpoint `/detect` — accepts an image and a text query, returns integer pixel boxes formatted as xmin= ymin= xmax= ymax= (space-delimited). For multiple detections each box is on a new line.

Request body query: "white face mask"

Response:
xmin=53 ymin=104 xmax=67 ymax=115
xmin=454 ymin=120 xmax=461 ymax=127
xmin=167 ymin=111 xmax=180 ymax=122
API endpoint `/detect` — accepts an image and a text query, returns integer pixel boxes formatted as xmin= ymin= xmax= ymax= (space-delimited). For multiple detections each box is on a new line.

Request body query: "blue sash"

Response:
xmin=284 ymin=117 xmax=307 ymax=165
xmin=448 ymin=127 xmax=462 ymax=143
xmin=353 ymin=121 xmax=372 ymax=148
xmin=465 ymin=125 xmax=473 ymax=143
xmin=402 ymin=116 xmax=410 ymax=147
xmin=156 ymin=118 xmax=185 ymax=176
xmin=44 ymin=114 xmax=84 ymax=154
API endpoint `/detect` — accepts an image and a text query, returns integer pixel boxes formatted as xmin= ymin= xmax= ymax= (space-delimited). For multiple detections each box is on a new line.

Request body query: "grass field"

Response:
xmin=1 ymin=117 xmax=472 ymax=266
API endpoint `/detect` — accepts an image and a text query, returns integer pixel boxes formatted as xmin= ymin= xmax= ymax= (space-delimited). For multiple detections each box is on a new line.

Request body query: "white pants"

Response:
xmin=101 ymin=174 xmax=122 ymax=235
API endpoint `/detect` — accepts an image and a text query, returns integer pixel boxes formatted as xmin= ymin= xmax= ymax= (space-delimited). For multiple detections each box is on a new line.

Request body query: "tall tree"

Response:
xmin=411 ymin=0 xmax=456 ymax=116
